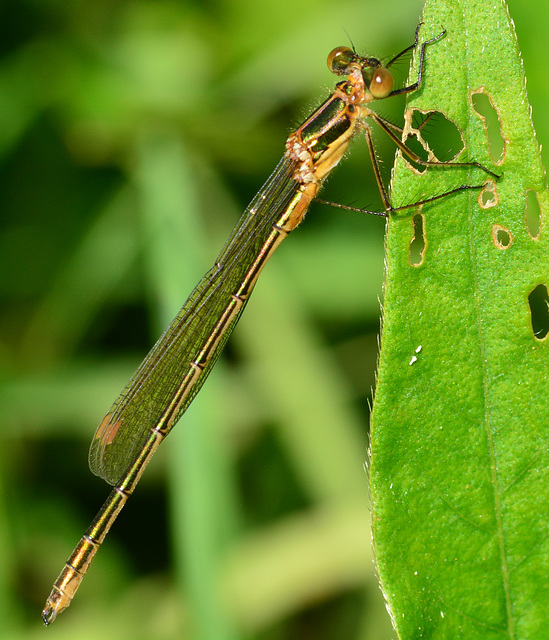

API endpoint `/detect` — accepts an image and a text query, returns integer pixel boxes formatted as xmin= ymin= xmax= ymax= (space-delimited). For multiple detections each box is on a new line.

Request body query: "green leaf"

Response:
xmin=370 ymin=0 xmax=549 ymax=638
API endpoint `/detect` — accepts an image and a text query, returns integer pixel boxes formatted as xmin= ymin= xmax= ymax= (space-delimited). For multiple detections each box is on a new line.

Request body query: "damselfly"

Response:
xmin=42 ymin=25 xmax=498 ymax=625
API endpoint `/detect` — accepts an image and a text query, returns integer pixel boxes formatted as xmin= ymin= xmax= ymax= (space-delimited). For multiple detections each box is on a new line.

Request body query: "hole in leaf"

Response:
xmin=479 ymin=181 xmax=498 ymax=208
xmin=471 ymin=91 xmax=505 ymax=163
xmin=529 ymin=284 xmax=549 ymax=340
xmin=409 ymin=212 xmax=426 ymax=266
xmin=414 ymin=110 xmax=465 ymax=161
xmin=402 ymin=110 xmax=465 ymax=173
xmin=492 ymin=225 xmax=512 ymax=249
xmin=525 ymin=189 xmax=541 ymax=238
xmin=402 ymin=134 xmax=428 ymax=172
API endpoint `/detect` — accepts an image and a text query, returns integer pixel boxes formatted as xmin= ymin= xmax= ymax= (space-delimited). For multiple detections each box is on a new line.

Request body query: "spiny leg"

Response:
xmin=371 ymin=111 xmax=501 ymax=180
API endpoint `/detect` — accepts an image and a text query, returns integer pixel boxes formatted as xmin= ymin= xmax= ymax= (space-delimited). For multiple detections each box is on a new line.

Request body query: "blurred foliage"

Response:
xmin=0 ymin=0 xmax=545 ymax=639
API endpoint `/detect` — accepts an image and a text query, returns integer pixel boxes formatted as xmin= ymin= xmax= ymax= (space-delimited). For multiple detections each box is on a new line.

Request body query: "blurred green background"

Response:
xmin=0 ymin=1 xmax=546 ymax=638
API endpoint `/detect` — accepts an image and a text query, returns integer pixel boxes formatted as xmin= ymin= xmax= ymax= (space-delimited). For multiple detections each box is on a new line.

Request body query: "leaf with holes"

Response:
xmin=370 ymin=0 xmax=549 ymax=638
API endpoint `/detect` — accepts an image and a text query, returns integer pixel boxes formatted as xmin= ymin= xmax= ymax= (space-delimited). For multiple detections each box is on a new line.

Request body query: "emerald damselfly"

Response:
xmin=42 ymin=26 xmax=498 ymax=625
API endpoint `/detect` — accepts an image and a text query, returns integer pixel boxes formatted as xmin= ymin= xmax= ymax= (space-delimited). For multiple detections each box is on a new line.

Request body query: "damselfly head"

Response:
xmin=327 ymin=46 xmax=393 ymax=99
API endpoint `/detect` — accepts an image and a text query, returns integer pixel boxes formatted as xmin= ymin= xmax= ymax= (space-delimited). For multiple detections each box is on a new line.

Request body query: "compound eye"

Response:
xmin=327 ymin=46 xmax=355 ymax=75
xmin=370 ymin=67 xmax=393 ymax=98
